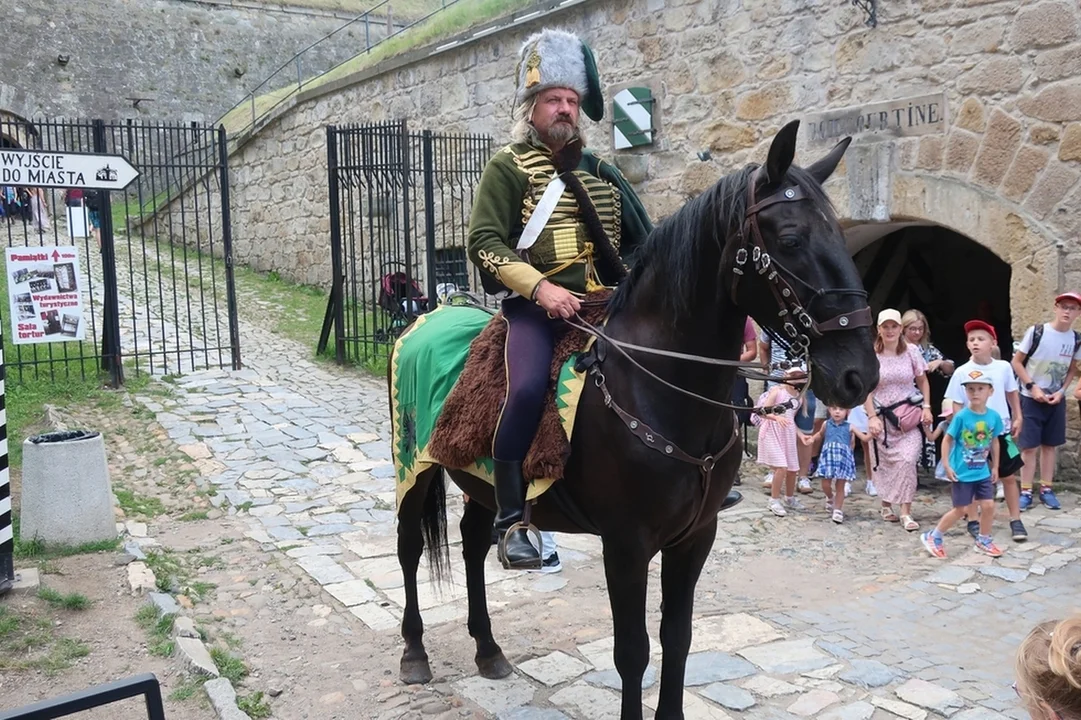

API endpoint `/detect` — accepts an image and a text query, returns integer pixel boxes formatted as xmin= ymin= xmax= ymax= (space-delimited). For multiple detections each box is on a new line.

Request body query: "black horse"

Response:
xmin=391 ymin=121 xmax=880 ymax=719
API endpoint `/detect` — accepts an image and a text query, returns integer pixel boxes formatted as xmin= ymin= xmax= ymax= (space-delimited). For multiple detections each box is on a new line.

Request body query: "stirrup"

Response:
xmin=497 ymin=521 xmax=543 ymax=569
xmin=720 ymin=491 xmax=743 ymax=512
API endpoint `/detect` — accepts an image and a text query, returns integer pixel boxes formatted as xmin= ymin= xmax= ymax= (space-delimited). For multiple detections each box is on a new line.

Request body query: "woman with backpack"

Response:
xmin=863 ymin=309 xmax=934 ymax=532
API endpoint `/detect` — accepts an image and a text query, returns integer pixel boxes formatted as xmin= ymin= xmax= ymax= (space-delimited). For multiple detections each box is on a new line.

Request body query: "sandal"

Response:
xmin=901 ymin=515 xmax=919 ymax=532
xmin=881 ymin=507 xmax=899 ymax=523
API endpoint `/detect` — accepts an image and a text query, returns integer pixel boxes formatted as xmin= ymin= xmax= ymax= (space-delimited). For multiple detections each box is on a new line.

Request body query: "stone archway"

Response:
xmin=0 ymin=109 xmax=37 ymax=149
xmin=828 ymin=171 xmax=1062 ymax=341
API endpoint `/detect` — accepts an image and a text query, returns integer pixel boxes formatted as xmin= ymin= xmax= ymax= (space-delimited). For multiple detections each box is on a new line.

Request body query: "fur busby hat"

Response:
xmin=514 ymin=29 xmax=603 ymax=122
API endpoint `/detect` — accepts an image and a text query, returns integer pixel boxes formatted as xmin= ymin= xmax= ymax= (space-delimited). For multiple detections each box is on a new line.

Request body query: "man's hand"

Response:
xmin=1011 ymin=416 xmax=1023 ymax=437
xmin=1047 ymin=390 xmax=1064 ymax=405
xmin=533 ymin=280 xmax=581 ymax=319
xmin=1032 ymin=386 xmax=1048 ymax=403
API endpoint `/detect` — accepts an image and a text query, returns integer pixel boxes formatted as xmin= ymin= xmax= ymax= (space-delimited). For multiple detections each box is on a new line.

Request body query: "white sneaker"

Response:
xmin=865 ymin=480 xmax=878 ymax=497
xmin=996 ymin=483 xmax=1005 ymax=500
xmin=784 ymin=496 xmax=806 ymax=512
xmin=797 ymin=477 xmax=813 ymax=494
xmin=768 ymin=499 xmax=787 ymax=516
xmin=832 ymin=508 xmax=845 ymax=524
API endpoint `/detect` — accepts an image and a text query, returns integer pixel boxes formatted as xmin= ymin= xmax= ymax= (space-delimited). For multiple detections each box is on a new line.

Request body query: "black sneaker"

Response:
xmin=966 ymin=520 xmax=980 ymax=540
xmin=1010 ymin=519 xmax=1028 ymax=542
xmin=533 ymin=552 xmax=562 ymax=574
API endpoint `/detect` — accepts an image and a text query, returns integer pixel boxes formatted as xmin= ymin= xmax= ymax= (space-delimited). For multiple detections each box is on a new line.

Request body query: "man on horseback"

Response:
xmin=467 ymin=29 xmax=651 ymax=569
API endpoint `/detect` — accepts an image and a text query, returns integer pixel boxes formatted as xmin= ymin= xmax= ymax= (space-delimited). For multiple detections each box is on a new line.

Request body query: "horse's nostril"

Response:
xmin=842 ymin=369 xmax=865 ymax=400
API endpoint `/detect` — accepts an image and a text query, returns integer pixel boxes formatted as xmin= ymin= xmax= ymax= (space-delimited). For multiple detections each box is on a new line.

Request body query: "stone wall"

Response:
xmin=1 ymin=0 xmax=394 ymax=122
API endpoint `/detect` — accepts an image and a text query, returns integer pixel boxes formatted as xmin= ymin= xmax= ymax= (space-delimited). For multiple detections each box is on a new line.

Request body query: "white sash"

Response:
xmin=516 ymin=174 xmax=565 ymax=251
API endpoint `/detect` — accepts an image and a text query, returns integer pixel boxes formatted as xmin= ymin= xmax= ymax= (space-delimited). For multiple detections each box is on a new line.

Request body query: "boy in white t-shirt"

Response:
xmin=946 ymin=320 xmax=1026 ymax=541
xmin=1011 ymin=292 xmax=1081 ymax=511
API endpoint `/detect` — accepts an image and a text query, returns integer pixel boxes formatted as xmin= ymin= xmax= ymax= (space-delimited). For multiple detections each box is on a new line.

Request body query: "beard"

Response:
xmin=538 ymin=117 xmax=576 ymax=145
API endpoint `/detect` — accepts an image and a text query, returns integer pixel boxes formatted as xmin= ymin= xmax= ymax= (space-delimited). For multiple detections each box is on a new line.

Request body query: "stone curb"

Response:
xmin=204 ymin=678 xmax=253 ymax=720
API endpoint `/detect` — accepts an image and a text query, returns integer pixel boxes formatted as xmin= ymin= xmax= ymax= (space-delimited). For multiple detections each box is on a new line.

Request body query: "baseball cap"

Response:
xmin=963 ymin=319 xmax=997 ymax=342
xmin=939 ymin=399 xmax=955 ymax=418
xmin=960 ymin=369 xmax=995 ymax=387
xmin=1055 ymin=291 xmax=1081 ymax=306
xmin=877 ymin=309 xmax=902 ymax=326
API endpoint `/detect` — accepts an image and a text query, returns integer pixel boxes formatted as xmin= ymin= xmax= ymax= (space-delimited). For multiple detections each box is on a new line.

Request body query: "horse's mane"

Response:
xmin=608 ymin=164 xmax=836 ymax=319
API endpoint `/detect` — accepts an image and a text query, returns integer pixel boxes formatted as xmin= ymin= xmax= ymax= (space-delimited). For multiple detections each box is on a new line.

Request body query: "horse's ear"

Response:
xmin=764 ymin=120 xmax=800 ymax=186
xmin=805 ymin=137 xmax=852 ymax=185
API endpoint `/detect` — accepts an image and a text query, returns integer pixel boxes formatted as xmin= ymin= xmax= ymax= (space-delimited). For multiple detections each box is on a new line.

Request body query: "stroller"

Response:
xmin=374 ymin=262 xmax=429 ymax=342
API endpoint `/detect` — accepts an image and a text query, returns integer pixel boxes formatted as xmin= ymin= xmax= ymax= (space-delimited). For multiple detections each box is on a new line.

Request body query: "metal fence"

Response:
xmin=320 ymin=120 xmax=491 ymax=364
xmin=0 ymin=117 xmax=240 ymax=384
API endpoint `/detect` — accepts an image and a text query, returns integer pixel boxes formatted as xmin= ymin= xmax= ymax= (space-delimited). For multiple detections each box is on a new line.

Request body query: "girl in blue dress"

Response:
xmin=802 ymin=406 xmax=859 ymax=523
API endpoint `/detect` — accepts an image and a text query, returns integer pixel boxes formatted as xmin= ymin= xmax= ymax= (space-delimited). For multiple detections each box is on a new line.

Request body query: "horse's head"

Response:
xmin=728 ymin=120 xmax=878 ymax=408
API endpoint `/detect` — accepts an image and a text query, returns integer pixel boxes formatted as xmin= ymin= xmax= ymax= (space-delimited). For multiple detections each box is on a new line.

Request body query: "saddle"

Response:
xmin=428 ymin=290 xmax=612 ymax=483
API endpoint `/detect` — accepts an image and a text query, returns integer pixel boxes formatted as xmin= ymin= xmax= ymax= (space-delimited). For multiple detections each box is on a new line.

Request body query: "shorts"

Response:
xmin=1018 ymin=395 xmax=1067 ymax=449
xmin=795 ymin=390 xmax=816 ymax=433
xmin=998 ymin=434 xmax=1024 ymax=477
xmin=88 ymin=210 xmax=101 ymax=229
xmin=951 ymin=478 xmax=995 ymax=507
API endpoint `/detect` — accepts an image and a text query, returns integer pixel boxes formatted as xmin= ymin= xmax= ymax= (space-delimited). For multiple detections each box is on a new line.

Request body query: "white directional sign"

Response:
xmin=0 ymin=150 xmax=139 ymax=190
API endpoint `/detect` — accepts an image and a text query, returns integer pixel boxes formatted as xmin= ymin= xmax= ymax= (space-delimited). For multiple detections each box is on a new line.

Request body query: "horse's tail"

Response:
xmin=421 ymin=467 xmax=451 ymax=586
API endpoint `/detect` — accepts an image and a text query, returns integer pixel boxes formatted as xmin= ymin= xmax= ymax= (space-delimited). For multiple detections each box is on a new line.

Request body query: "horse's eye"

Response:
xmin=779 ymin=235 xmax=801 ymax=249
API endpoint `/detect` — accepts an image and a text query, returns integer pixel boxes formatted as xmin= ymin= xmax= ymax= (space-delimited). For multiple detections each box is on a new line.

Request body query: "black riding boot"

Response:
xmin=493 ymin=459 xmax=541 ymax=569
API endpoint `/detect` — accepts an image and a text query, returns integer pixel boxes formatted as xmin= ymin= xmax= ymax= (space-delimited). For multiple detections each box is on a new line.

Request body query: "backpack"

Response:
xmin=1021 ymin=324 xmax=1081 ymax=368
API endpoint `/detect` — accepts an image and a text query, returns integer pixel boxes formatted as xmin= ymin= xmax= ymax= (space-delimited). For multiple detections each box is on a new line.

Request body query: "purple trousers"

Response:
xmin=492 ymin=297 xmax=557 ymax=461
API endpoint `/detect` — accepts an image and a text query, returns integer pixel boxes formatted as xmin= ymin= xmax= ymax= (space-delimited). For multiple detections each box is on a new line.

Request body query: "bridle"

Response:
xmin=569 ymin=166 xmax=873 ymax=530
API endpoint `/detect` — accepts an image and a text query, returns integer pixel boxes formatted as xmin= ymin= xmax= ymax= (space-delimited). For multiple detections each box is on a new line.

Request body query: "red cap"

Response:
xmin=1055 ymin=292 xmax=1081 ymax=306
xmin=964 ymin=320 xmax=997 ymax=342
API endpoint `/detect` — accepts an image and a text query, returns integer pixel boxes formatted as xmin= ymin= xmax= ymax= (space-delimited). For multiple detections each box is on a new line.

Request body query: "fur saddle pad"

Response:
xmin=428 ymin=290 xmax=611 ymax=486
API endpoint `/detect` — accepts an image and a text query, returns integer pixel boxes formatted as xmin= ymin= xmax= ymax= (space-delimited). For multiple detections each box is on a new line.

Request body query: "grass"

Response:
xmin=13 ymin=515 xmax=122 ymax=561
xmin=114 ymin=486 xmax=167 ymax=519
xmin=237 ymin=691 xmax=272 ymax=719
xmin=232 ymin=266 xmax=331 ymax=353
xmin=209 ymin=648 xmax=248 ymax=684
xmin=220 ymin=0 xmax=532 ymax=134
xmin=134 ymin=606 xmax=176 ymax=657
xmin=0 ymin=605 xmax=91 ymax=674
xmin=36 ymin=588 xmax=91 ymax=611
xmin=179 ymin=510 xmax=210 ymax=522
xmin=169 ymin=676 xmax=207 ymax=701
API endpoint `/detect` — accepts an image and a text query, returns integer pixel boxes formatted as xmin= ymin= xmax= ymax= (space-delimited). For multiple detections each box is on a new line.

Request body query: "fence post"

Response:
xmin=422 ymin=130 xmax=438 ymax=306
xmin=93 ymin=119 xmax=124 ymax=387
xmin=399 ymin=120 xmax=416 ymax=326
xmin=318 ymin=126 xmax=347 ymax=364
xmin=218 ymin=127 xmax=242 ymax=370
xmin=0 ymin=323 xmax=11 ymax=595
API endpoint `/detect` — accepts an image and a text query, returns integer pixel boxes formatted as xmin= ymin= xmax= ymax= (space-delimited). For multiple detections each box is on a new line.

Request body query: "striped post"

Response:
xmin=0 ymin=325 xmax=10 ymax=594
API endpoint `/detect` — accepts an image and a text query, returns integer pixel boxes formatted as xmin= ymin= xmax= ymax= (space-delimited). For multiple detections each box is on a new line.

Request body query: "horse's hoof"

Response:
xmin=476 ymin=651 xmax=513 ymax=679
xmin=400 ymin=657 xmax=433 ymax=685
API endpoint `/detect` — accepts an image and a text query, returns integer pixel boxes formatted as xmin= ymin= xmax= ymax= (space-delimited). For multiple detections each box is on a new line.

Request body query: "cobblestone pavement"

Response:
xmin=120 ymin=288 xmax=1081 ymax=719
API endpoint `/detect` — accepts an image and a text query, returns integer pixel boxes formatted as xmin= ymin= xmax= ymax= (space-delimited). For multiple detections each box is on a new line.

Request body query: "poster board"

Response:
xmin=67 ymin=205 xmax=90 ymax=239
xmin=5 ymin=246 xmax=86 ymax=344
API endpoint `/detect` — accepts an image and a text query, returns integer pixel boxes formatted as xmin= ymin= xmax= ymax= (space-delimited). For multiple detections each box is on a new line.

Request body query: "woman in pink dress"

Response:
xmin=863 ymin=309 xmax=933 ymax=531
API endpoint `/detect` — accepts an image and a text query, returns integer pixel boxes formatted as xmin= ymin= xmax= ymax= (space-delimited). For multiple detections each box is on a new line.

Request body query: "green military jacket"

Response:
xmin=466 ymin=141 xmax=652 ymax=298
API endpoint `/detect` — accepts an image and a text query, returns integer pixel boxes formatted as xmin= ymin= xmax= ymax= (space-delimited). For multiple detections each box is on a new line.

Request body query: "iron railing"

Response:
xmin=0 ymin=673 xmax=166 ymax=720
xmin=320 ymin=120 xmax=492 ymax=364
xmin=0 ymin=117 xmax=240 ymax=384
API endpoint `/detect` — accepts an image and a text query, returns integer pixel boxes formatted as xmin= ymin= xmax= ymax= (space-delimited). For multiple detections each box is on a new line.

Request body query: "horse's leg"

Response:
xmin=398 ymin=468 xmax=434 ymax=684
xmin=460 ymin=496 xmax=513 ymax=679
xmin=654 ymin=516 xmax=718 ymax=720
xmin=603 ymin=537 xmax=651 ymax=720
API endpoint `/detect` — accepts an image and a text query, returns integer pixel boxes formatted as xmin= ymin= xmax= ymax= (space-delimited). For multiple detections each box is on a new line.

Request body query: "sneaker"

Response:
xmin=996 ymin=483 xmax=1005 ymax=500
xmin=966 ymin=520 xmax=980 ymax=540
xmin=784 ymin=496 xmax=807 ymax=512
xmin=762 ymin=472 xmax=774 ymax=489
xmin=921 ymin=531 xmax=946 ymax=559
xmin=831 ymin=508 xmax=844 ymax=524
xmin=535 ymin=552 xmax=562 ymax=574
xmin=1040 ymin=488 xmax=1061 ymax=510
xmin=769 ymin=499 xmax=787 ymax=517
xmin=1010 ymin=519 xmax=1028 ymax=542
xmin=865 ymin=480 xmax=878 ymax=497
xmin=1019 ymin=491 xmax=1033 ymax=511
xmin=975 ymin=536 xmax=1004 ymax=558
xmin=797 ymin=477 xmax=813 ymax=494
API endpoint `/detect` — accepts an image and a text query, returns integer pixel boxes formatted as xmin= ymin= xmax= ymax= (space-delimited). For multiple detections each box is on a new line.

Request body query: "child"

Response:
xmin=801 ymin=406 xmax=858 ymax=523
xmin=752 ymin=371 xmax=804 ymax=517
xmin=945 ymin=319 xmax=1027 ymax=542
xmin=920 ymin=370 xmax=1004 ymax=559
xmin=1014 ymin=614 xmax=1081 ymax=720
